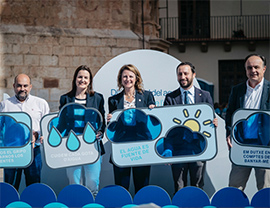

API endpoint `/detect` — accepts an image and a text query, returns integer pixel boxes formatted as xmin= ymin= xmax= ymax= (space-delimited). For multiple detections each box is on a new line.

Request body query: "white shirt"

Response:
xmin=244 ymin=78 xmax=264 ymax=109
xmin=124 ymin=96 xmax=136 ymax=109
xmin=180 ymin=86 xmax=195 ymax=104
xmin=0 ymin=94 xmax=50 ymax=136
xmin=243 ymin=78 xmax=264 ymax=139
xmin=75 ymin=98 xmax=87 ymax=106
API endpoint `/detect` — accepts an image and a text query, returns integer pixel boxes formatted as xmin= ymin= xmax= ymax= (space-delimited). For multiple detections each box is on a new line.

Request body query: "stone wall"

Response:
xmin=0 ymin=0 xmax=164 ymax=112
xmin=1 ymin=0 xmax=132 ymax=30
xmin=0 ymin=0 xmax=160 ymax=37
xmin=0 ymin=25 xmax=143 ymax=111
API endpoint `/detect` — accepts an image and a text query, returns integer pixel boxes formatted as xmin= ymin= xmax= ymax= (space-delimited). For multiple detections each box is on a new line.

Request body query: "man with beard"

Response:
xmin=0 ymin=74 xmax=50 ymax=190
xmin=164 ymin=62 xmax=217 ymax=193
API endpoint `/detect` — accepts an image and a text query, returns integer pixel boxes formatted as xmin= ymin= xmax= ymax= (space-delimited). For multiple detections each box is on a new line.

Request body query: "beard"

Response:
xmin=179 ymin=79 xmax=193 ymax=89
xmin=16 ymin=91 xmax=28 ymax=101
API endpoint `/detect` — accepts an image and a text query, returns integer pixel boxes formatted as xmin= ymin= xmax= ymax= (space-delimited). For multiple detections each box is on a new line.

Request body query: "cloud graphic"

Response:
xmin=0 ymin=115 xmax=31 ymax=147
xmin=233 ymin=112 xmax=270 ymax=147
xmin=106 ymin=108 xmax=161 ymax=143
xmin=49 ymin=103 xmax=102 ymax=138
xmin=156 ymin=126 xmax=206 ymax=157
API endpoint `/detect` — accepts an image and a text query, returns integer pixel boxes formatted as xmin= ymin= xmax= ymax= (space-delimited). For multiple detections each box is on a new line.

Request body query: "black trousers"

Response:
xmin=4 ymin=146 xmax=42 ymax=191
xmin=113 ymin=164 xmax=150 ymax=193
xmin=171 ymin=161 xmax=206 ymax=193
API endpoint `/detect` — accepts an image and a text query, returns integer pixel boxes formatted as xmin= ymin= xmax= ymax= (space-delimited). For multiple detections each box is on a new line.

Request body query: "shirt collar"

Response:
xmin=180 ymin=86 xmax=195 ymax=95
xmin=246 ymin=78 xmax=264 ymax=91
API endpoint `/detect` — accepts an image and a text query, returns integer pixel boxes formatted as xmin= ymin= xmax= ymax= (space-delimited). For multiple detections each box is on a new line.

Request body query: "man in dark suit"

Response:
xmin=164 ymin=62 xmax=217 ymax=193
xmin=225 ymin=54 xmax=270 ymax=190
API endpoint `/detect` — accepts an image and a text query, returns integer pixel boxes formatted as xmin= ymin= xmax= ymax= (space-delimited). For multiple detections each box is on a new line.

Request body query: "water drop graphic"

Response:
xmin=83 ymin=123 xmax=96 ymax=144
xmin=66 ymin=131 xmax=80 ymax=151
xmin=48 ymin=127 xmax=62 ymax=147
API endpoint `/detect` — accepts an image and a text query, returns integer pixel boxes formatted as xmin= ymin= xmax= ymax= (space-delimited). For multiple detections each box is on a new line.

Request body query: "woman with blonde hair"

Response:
xmin=107 ymin=64 xmax=155 ymax=193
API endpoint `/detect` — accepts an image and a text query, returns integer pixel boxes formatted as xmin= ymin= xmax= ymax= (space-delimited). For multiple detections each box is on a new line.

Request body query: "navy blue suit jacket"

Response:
xmin=59 ymin=92 xmax=106 ymax=133
xmin=225 ymin=79 xmax=270 ymax=137
xmin=108 ymin=90 xmax=155 ymax=113
xmin=164 ymin=87 xmax=214 ymax=107
xmin=108 ymin=90 xmax=155 ymax=163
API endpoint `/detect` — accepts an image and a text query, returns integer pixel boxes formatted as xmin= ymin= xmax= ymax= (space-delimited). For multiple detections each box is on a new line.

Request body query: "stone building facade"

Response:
xmin=0 ymin=0 xmax=169 ymax=111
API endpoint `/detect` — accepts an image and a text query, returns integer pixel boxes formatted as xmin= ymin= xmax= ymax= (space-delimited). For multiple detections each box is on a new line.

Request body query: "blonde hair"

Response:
xmin=117 ymin=64 xmax=144 ymax=93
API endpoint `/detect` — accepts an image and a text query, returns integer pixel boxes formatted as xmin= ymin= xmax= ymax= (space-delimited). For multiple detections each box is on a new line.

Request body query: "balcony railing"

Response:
xmin=159 ymin=15 xmax=269 ymax=42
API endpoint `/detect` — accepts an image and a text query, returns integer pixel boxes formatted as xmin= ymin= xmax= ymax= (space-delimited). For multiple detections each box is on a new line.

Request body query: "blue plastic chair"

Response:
xmin=95 ymin=185 xmax=133 ymax=207
xmin=122 ymin=204 xmax=138 ymax=208
xmin=57 ymin=184 xmax=94 ymax=207
xmin=133 ymin=185 xmax=171 ymax=207
xmin=0 ymin=182 xmax=20 ymax=207
xmin=20 ymin=183 xmax=57 ymax=207
xmin=211 ymin=187 xmax=250 ymax=208
xmin=172 ymin=186 xmax=210 ymax=207
xmin=5 ymin=201 xmax=32 ymax=208
xmin=251 ymin=187 xmax=270 ymax=208
xmin=82 ymin=203 xmax=105 ymax=208
xmin=162 ymin=205 xmax=179 ymax=208
xmin=44 ymin=202 xmax=68 ymax=208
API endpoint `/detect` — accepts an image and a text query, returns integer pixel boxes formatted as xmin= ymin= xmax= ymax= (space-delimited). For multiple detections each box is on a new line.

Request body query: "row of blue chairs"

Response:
xmin=0 ymin=182 xmax=269 ymax=208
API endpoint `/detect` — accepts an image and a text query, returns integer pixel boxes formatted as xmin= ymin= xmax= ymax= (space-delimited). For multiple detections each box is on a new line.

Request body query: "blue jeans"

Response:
xmin=66 ymin=157 xmax=102 ymax=197
xmin=4 ymin=146 xmax=42 ymax=191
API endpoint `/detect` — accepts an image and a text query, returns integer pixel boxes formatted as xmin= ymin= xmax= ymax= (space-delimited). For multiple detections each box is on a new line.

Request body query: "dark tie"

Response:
xmin=184 ymin=91 xmax=189 ymax=104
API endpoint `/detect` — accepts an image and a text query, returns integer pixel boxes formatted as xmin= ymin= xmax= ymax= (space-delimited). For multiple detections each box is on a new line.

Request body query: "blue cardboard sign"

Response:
xmin=41 ymin=103 xmax=103 ymax=169
xmin=106 ymin=104 xmax=217 ymax=167
xmin=230 ymin=109 xmax=270 ymax=168
xmin=0 ymin=112 xmax=33 ymax=168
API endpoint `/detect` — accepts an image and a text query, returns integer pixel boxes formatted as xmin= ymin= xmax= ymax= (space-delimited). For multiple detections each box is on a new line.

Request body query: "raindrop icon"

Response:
xmin=83 ymin=123 xmax=96 ymax=144
xmin=48 ymin=126 xmax=62 ymax=147
xmin=66 ymin=131 xmax=80 ymax=151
